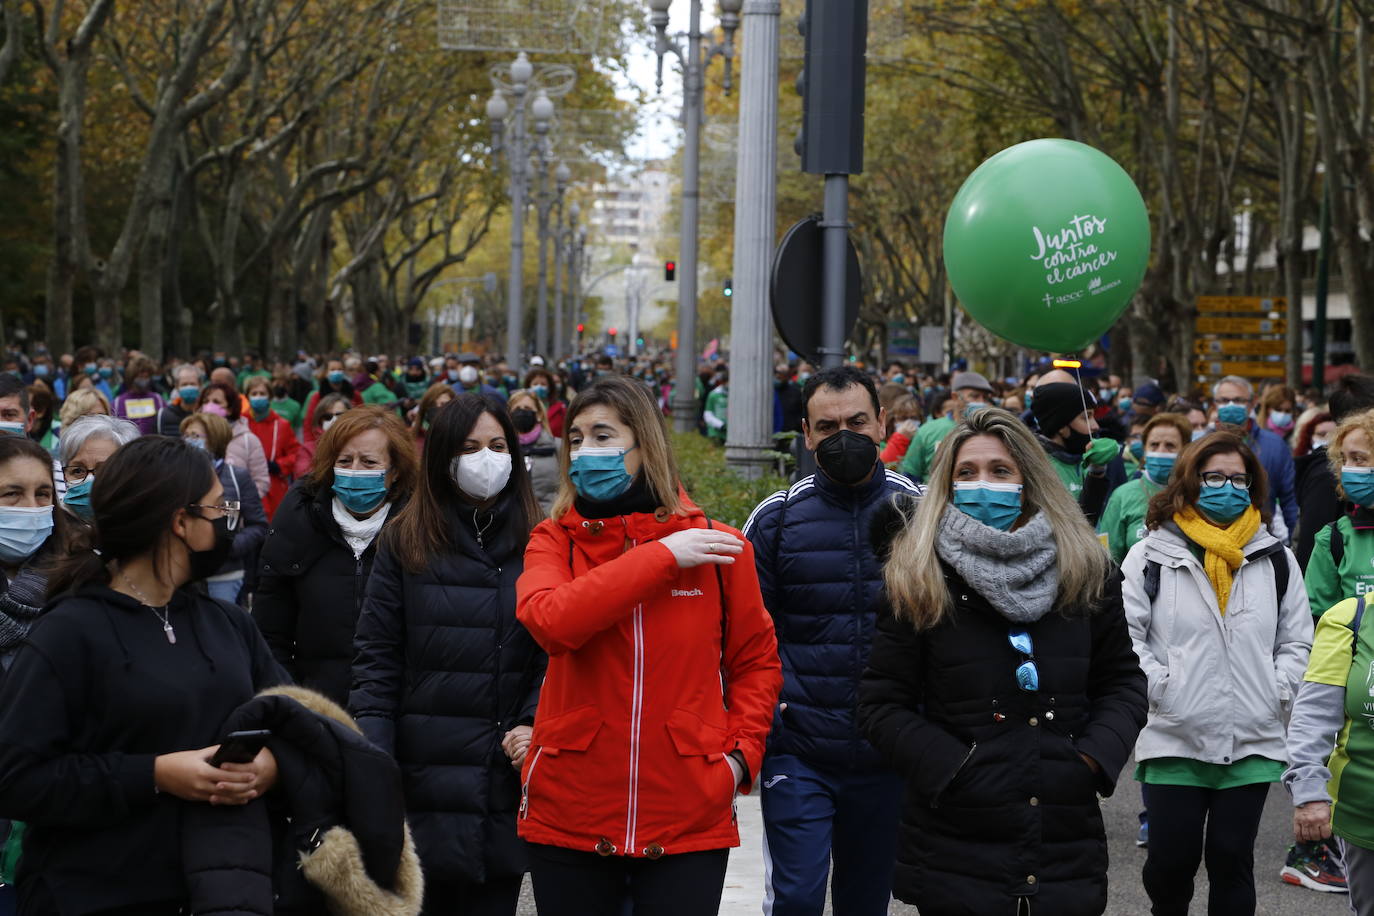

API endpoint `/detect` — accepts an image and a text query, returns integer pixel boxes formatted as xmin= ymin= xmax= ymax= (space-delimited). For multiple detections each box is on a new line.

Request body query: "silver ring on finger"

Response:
xmin=707 ymin=542 xmax=717 ymax=553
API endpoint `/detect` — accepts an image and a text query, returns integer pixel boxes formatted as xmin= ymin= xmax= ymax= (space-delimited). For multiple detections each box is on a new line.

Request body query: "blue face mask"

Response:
xmin=1191 ymin=428 xmax=1208 ymax=442
xmin=184 ymin=436 xmax=206 ymax=451
xmin=249 ymin=396 xmax=270 ymax=415
xmin=1342 ymin=467 xmax=1374 ymax=508
xmin=0 ymin=421 xmax=24 ymax=437
xmin=570 ymin=445 xmax=637 ymax=503
xmin=33 ymin=364 xmax=48 ymax=378
xmin=1118 ymin=397 xmax=1132 ymax=412
xmin=1217 ymin=403 xmax=1249 ymax=427
xmin=62 ymin=478 xmax=95 ymax=520
xmin=952 ymin=482 xmax=1023 ymax=531
xmin=98 ymin=367 xmax=113 ymax=380
xmin=1144 ymin=451 xmax=1176 ymax=485
xmin=328 ymin=370 xmax=346 ymax=385
xmin=532 ymin=385 xmax=549 ymax=401
xmin=1268 ymin=410 xmax=1293 ymax=429
xmin=83 ymin=363 xmax=98 ymax=377
xmin=332 ymin=467 xmax=389 ymax=514
xmin=178 ymin=385 xmax=201 ymax=403
xmin=1197 ymin=481 xmax=1251 ymax=524
xmin=1128 ymin=440 xmax=1145 ymax=461
xmin=0 ymin=505 xmax=54 ymax=564
xmin=1023 ymin=392 xmax=1033 ymax=410
xmin=964 ymin=402 xmax=987 ymax=419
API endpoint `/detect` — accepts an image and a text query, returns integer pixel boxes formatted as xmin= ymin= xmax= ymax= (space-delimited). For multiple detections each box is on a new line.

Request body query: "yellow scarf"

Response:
xmin=1173 ymin=506 xmax=1261 ymax=615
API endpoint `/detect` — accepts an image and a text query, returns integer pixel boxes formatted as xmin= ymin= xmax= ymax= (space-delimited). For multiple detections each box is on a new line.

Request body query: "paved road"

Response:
xmin=513 ymin=778 xmax=1352 ymax=914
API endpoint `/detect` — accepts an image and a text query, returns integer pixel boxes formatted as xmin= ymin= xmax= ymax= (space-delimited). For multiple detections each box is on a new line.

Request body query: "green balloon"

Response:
xmin=943 ymin=139 xmax=1151 ymax=353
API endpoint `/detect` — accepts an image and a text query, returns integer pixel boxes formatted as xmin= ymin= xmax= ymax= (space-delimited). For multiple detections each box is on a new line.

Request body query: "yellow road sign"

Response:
xmin=1196 ymin=295 xmax=1287 ymax=313
xmin=1195 ymin=317 xmax=1288 ymax=335
xmin=1195 ymin=359 xmax=1286 ymax=378
xmin=1194 ymin=338 xmax=1287 ymax=356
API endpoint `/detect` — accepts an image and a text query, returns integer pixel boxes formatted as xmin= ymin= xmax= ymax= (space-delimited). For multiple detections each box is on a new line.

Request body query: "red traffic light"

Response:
xmin=608 ymin=327 xmax=618 ymax=337
xmin=665 ymin=260 xmax=676 ymax=282
xmin=576 ymin=323 xmax=585 ymax=333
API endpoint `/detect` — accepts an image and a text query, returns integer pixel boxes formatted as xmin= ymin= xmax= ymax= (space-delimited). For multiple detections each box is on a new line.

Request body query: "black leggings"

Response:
xmin=422 ymin=874 xmax=523 ymax=916
xmin=526 ymin=843 xmax=729 ymax=916
xmin=1141 ymin=781 xmax=1269 ymax=916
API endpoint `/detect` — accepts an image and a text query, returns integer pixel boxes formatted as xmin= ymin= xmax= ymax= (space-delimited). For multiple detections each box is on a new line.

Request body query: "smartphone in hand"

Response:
xmin=209 ymin=729 xmax=271 ymax=767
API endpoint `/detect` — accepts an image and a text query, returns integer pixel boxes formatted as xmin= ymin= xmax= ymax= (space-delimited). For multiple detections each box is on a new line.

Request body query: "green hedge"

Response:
xmin=671 ymin=431 xmax=791 ymax=530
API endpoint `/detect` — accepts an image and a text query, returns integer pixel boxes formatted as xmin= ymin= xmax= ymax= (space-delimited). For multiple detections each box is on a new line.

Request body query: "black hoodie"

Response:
xmin=0 ymin=584 xmax=289 ymax=914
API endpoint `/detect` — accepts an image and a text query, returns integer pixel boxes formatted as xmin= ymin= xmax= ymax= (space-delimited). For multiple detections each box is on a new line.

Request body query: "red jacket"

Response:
xmin=245 ymin=412 xmax=298 ymax=520
xmin=516 ymin=499 xmax=781 ymax=858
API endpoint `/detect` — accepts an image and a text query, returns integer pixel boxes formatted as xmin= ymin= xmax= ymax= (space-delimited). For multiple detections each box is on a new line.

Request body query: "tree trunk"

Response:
xmin=138 ymin=165 xmax=177 ymax=362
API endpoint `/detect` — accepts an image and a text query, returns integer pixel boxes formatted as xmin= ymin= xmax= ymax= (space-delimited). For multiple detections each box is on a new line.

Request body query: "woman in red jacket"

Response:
xmin=516 ymin=376 xmax=781 ymax=916
xmin=243 ymin=376 xmax=299 ymax=519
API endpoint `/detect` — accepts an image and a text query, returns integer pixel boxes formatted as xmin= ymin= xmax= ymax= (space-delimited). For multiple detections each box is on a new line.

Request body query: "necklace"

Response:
xmin=117 ymin=564 xmax=176 ymax=645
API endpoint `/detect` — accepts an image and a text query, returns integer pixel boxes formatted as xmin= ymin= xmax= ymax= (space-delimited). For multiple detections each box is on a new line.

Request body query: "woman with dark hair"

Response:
xmin=254 ymin=405 xmax=417 ymax=706
xmin=515 ymin=377 xmax=781 ymax=916
xmin=0 ymin=436 xmax=288 ymax=914
xmin=409 ymin=381 xmax=455 ymax=453
xmin=0 ymin=436 xmax=70 ymax=671
xmin=524 ymin=367 xmax=565 ymax=438
xmin=243 ymin=375 xmax=299 ymax=521
xmin=1123 ymin=431 xmax=1312 ymax=915
xmin=350 ymin=393 xmax=546 ymax=915
xmin=180 ymin=412 xmax=269 ymax=607
xmin=197 ymin=381 xmax=269 ymax=499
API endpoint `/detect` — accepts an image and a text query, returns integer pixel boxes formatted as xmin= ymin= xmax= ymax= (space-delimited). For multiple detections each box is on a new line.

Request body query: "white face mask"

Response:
xmin=458 ymin=366 xmax=480 ymax=386
xmin=322 ymin=415 xmax=339 ymax=431
xmin=1313 ymin=437 xmax=1330 ymax=450
xmin=451 ymin=448 xmax=512 ymax=502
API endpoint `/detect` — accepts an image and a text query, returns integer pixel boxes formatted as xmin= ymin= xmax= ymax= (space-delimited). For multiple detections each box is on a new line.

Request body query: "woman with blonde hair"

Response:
xmin=515 ymin=376 xmax=780 ymax=915
xmin=506 ymin=387 xmax=559 ymax=513
xmin=57 ymin=387 xmax=110 ymax=432
xmin=860 ymin=406 xmax=1146 ymax=916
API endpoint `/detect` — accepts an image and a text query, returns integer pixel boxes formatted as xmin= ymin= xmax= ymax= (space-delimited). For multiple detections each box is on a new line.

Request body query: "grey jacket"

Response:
xmin=1122 ymin=523 xmax=1312 ymax=766
xmin=524 ymin=426 xmax=560 ymax=515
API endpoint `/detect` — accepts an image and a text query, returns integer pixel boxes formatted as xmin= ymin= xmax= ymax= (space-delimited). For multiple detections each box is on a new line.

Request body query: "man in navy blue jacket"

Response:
xmin=1213 ymin=375 xmax=1297 ymax=534
xmin=743 ymin=366 xmax=921 ymax=916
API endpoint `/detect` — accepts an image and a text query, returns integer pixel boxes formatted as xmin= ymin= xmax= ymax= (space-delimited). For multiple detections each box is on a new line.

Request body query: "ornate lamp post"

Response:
xmin=648 ymin=0 xmax=741 ymax=431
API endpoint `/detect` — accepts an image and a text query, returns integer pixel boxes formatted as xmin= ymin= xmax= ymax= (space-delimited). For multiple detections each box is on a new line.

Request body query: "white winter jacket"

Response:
xmin=1121 ymin=522 xmax=1312 ymax=766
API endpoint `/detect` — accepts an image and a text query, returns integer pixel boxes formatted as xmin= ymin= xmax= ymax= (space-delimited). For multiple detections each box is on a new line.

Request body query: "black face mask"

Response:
xmin=185 ymin=515 xmax=235 ymax=581
xmin=511 ymin=408 xmax=538 ymax=433
xmin=1060 ymin=428 xmax=1091 ymax=457
xmin=814 ymin=429 xmax=878 ymax=486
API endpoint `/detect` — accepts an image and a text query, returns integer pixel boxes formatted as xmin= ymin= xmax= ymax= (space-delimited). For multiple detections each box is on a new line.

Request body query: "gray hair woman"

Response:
xmin=58 ymin=415 xmax=140 ymax=524
xmin=860 ymin=407 xmax=1147 ymax=916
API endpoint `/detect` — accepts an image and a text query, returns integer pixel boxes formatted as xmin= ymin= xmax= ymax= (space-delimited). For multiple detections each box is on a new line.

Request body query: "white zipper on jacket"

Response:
xmin=519 ymin=747 xmax=544 ymax=820
xmin=626 ymin=599 xmax=645 ymax=853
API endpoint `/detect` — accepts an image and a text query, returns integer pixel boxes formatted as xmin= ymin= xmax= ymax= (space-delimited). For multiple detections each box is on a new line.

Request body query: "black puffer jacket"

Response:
xmin=254 ymin=481 xmax=403 ymax=705
xmin=350 ymin=492 xmax=546 ymax=885
xmin=859 ymin=563 xmax=1145 ymax=916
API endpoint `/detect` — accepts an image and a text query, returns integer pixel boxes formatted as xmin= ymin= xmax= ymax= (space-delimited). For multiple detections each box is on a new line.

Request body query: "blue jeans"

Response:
xmin=205 ymin=575 xmax=244 ymax=605
xmin=760 ymin=752 xmax=902 ymax=916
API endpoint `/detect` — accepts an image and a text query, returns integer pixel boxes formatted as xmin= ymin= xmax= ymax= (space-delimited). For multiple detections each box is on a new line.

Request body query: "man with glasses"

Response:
xmin=1213 ymin=375 xmax=1298 ymax=536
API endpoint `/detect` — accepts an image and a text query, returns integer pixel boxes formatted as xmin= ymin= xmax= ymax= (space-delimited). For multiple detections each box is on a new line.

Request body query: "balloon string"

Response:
xmin=1073 ymin=364 xmax=1096 ymax=442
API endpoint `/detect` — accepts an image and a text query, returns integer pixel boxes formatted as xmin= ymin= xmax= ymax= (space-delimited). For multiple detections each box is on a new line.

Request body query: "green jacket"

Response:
xmin=236 ymin=367 xmax=270 ymax=390
xmin=270 ymin=397 xmax=303 ymax=432
xmin=704 ymin=386 xmax=728 ymax=442
xmin=898 ymin=415 xmax=955 ymax=482
xmin=361 ymin=379 xmax=399 ymax=409
xmin=1306 ymin=511 xmax=1374 ymax=618
xmin=1097 ymin=474 xmax=1163 ymax=565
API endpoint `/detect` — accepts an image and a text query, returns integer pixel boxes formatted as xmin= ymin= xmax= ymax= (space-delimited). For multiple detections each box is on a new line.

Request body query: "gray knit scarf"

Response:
xmin=0 ymin=563 xmax=50 ymax=659
xmin=935 ymin=505 xmax=1060 ymax=624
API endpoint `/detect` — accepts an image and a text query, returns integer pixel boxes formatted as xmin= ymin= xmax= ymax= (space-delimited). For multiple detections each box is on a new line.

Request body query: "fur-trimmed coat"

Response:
xmin=184 ymin=686 xmax=423 ymax=916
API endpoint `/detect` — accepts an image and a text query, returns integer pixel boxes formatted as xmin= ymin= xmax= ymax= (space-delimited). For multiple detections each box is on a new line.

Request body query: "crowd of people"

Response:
xmin=0 ymin=339 xmax=1371 ymax=915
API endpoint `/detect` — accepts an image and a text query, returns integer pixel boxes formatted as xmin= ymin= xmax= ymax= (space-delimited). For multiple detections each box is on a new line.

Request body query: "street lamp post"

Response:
xmin=553 ymin=201 xmax=580 ymax=361
xmin=487 ymin=53 xmax=572 ymax=371
xmin=649 ymin=0 xmax=741 ymax=432
xmin=534 ymin=160 xmax=570 ymax=360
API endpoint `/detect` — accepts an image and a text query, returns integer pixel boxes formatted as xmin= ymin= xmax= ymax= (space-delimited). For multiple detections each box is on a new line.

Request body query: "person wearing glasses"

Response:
xmin=860 ymin=407 xmax=1146 ymax=916
xmin=57 ymin=414 xmax=140 ymax=525
xmin=179 ymin=412 xmax=266 ymax=606
xmin=1212 ymin=375 xmax=1299 ymax=536
xmin=0 ymin=436 xmax=287 ymax=915
xmin=1121 ymin=431 xmax=1312 ymax=915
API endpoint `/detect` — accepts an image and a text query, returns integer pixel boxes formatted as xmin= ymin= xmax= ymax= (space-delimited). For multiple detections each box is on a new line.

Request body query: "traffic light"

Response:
xmin=608 ymin=327 xmax=618 ymax=338
xmin=723 ymin=278 xmax=733 ymax=298
xmin=665 ymin=260 xmax=676 ymax=282
xmin=636 ymin=336 xmax=645 ymax=348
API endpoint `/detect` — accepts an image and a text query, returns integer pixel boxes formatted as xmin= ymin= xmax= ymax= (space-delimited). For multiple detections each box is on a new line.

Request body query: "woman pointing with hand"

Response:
xmin=515 ymin=376 xmax=781 ymax=916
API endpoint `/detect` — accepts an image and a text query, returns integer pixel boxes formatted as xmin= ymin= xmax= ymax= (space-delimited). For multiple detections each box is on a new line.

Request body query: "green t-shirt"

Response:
xmin=270 ymin=397 xmax=303 ymax=432
xmin=236 ymin=367 xmax=270 ymax=390
xmin=1135 ymin=755 xmax=1285 ymax=789
xmin=361 ymin=380 xmax=399 ymax=409
xmin=898 ymin=416 xmax=955 ymax=483
xmin=1306 ymin=517 xmax=1374 ymax=618
xmin=1097 ymin=475 xmax=1163 ymax=565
